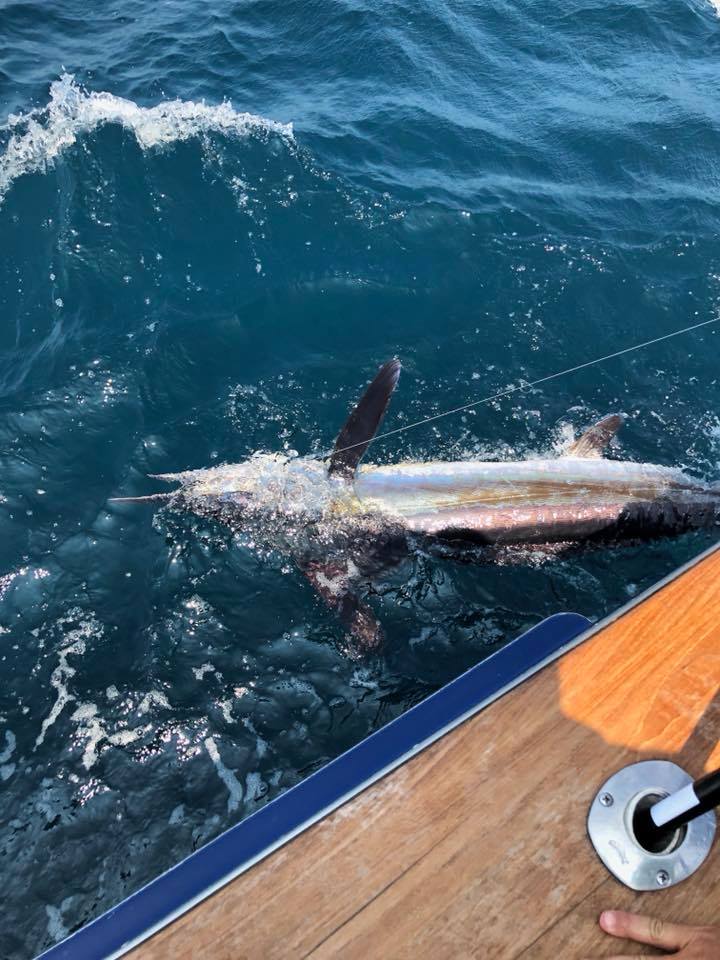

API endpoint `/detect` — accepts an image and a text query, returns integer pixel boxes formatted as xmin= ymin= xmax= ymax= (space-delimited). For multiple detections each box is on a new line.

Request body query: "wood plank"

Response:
xmin=132 ymin=545 xmax=720 ymax=960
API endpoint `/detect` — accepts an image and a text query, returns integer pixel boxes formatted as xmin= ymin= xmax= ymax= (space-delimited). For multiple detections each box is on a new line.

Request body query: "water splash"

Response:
xmin=0 ymin=73 xmax=294 ymax=203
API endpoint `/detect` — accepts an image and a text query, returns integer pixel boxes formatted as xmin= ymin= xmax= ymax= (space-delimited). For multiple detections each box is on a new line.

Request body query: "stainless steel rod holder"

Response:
xmin=587 ymin=760 xmax=716 ymax=891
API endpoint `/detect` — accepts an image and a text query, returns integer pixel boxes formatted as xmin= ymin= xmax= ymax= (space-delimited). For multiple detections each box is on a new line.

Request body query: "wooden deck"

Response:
xmin=133 ymin=545 xmax=720 ymax=959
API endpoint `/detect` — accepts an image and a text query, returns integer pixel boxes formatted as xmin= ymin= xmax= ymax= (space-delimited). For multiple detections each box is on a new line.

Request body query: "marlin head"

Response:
xmin=150 ymin=452 xmax=351 ymax=524
xmin=110 ymin=358 xmax=403 ymax=515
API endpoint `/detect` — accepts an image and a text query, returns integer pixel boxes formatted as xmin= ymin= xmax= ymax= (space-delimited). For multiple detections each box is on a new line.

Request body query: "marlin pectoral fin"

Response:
xmin=300 ymin=559 xmax=384 ymax=651
xmin=328 ymin=358 xmax=401 ymax=480
xmin=564 ymin=413 xmax=624 ymax=458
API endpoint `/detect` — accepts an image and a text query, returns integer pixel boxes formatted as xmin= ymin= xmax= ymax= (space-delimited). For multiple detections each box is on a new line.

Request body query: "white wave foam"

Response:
xmin=0 ymin=73 xmax=294 ymax=202
xmin=193 ymin=662 xmax=216 ymax=680
xmin=217 ymin=699 xmax=234 ymax=724
xmin=137 ymin=689 xmax=171 ymax=716
xmin=204 ymin=735 xmax=243 ymax=812
xmin=36 ymin=615 xmax=96 ymax=747
xmin=0 ymin=729 xmax=16 ymax=763
xmin=70 ymin=701 xmax=149 ymax=769
xmin=0 ymin=729 xmax=15 ymax=780
xmin=46 ymin=905 xmax=69 ymax=944
xmin=708 ymin=0 xmax=720 ymax=16
xmin=244 ymin=771 xmax=265 ymax=803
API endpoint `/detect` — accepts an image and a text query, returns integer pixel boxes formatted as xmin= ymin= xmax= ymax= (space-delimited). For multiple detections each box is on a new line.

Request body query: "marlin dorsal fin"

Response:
xmin=328 ymin=358 xmax=401 ymax=479
xmin=565 ymin=413 xmax=624 ymax=458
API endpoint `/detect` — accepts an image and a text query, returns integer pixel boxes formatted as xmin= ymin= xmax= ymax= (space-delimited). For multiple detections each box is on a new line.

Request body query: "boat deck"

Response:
xmin=133 ymin=546 xmax=720 ymax=959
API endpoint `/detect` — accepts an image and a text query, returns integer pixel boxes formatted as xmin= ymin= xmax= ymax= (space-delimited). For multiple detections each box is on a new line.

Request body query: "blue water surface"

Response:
xmin=1 ymin=1 xmax=720 ymax=956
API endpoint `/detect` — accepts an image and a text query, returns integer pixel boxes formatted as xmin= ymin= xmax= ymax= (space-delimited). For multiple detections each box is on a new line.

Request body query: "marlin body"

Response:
xmin=119 ymin=360 xmax=720 ymax=647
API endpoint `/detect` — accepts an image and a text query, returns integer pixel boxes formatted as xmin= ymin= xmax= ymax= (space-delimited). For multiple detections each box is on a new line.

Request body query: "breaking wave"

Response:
xmin=0 ymin=73 xmax=294 ymax=203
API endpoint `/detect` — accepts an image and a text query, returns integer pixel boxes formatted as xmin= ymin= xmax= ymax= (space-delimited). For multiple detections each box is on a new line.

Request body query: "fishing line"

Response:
xmin=328 ymin=315 xmax=720 ymax=457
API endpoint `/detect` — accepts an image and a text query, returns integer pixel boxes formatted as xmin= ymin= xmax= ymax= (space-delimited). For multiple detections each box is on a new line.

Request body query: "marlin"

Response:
xmin=115 ymin=359 xmax=720 ymax=648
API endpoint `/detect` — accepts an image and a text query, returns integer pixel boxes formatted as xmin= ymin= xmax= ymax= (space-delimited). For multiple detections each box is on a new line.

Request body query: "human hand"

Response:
xmin=586 ymin=910 xmax=720 ymax=957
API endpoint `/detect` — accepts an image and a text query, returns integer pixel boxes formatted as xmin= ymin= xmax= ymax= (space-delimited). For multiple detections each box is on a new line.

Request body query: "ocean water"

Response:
xmin=1 ymin=1 xmax=720 ymax=955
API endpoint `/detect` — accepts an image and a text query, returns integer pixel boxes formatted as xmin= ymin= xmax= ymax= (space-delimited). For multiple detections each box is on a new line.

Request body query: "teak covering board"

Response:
xmin=133 ymin=545 xmax=720 ymax=959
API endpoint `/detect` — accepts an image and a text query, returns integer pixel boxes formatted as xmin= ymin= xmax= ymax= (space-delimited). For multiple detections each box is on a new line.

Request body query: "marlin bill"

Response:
xmin=112 ymin=360 xmax=720 ymax=649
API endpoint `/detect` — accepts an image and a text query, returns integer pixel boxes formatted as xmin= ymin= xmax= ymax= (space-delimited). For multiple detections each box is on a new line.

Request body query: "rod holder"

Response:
xmin=587 ymin=760 xmax=716 ymax=891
